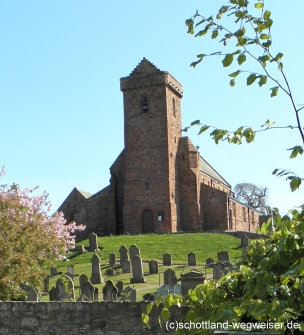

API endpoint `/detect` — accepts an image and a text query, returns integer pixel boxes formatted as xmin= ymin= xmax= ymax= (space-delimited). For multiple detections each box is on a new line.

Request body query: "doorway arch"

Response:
xmin=142 ymin=209 xmax=154 ymax=233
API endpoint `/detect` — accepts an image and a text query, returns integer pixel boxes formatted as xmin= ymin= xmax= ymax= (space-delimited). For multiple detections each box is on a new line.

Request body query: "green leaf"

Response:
xmin=198 ymin=125 xmax=210 ymax=135
xmin=230 ymin=79 xmax=235 ymax=87
xmin=161 ymin=308 xmax=170 ymax=322
xmin=237 ymin=53 xmax=246 ymax=65
xmin=247 ymin=73 xmax=257 ymax=86
xmin=212 ymin=30 xmax=219 ymax=39
xmin=263 ymin=10 xmax=271 ymax=20
xmin=290 ymin=177 xmax=301 ymax=191
xmin=270 ymin=52 xmax=284 ymax=63
xmin=272 ymin=168 xmax=279 ymax=175
xmin=222 ymin=54 xmax=234 ymax=67
xmin=255 ymin=3 xmax=264 ymax=9
xmin=234 ymin=28 xmax=245 ymax=37
xmin=229 ymin=70 xmax=241 ymax=78
xmin=191 ymin=120 xmax=200 ymax=126
xmin=142 ymin=313 xmax=150 ymax=327
xmin=289 ymin=146 xmax=304 ymax=159
xmin=262 ymin=40 xmax=272 ymax=48
xmin=259 ymin=33 xmax=269 ymax=40
xmin=146 ymin=302 xmax=153 ymax=314
xmin=258 ymin=76 xmax=267 ymax=87
xmin=190 ymin=58 xmax=203 ymax=68
xmin=270 ymin=86 xmax=279 ymax=97
xmin=164 ymin=295 xmax=174 ymax=308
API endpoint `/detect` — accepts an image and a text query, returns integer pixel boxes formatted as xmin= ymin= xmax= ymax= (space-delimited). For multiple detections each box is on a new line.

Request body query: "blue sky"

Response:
xmin=1 ymin=0 xmax=303 ymax=216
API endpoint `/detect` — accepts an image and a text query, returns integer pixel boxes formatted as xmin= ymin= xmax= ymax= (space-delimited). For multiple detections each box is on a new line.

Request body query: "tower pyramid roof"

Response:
xmin=129 ymin=58 xmax=162 ymax=76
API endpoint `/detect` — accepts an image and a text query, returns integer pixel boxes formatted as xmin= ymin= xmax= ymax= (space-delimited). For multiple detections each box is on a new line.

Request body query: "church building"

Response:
xmin=58 ymin=58 xmax=261 ymax=236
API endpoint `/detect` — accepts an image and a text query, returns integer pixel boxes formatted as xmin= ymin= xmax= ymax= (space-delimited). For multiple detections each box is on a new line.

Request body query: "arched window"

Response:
xmin=172 ymin=97 xmax=176 ymax=117
xmin=142 ymin=97 xmax=148 ymax=113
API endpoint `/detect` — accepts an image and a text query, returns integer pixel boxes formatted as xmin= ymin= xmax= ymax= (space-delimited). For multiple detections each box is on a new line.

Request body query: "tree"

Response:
xmin=234 ymin=182 xmax=270 ymax=214
xmin=0 ymin=167 xmax=85 ymax=301
xmin=183 ymin=0 xmax=303 ymax=191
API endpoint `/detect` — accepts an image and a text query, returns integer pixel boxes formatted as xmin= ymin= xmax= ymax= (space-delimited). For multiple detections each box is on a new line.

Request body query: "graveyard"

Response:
xmin=42 ymin=232 xmax=246 ymax=302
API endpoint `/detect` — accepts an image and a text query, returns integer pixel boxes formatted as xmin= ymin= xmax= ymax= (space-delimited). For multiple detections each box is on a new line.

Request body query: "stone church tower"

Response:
xmin=121 ymin=58 xmax=183 ymax=233
xmin=58 ymin=58 xmax=262 ymax=237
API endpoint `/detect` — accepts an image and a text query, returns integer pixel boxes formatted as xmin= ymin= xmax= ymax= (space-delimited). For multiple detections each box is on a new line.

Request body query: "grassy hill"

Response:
xmin=47 ymin=232 xmax=242 ymax=301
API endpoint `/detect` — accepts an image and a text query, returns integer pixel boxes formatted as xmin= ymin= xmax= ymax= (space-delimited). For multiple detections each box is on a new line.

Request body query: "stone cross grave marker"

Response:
xmin=89 ymin=232 xmax=99 ymax=252
xmin=90 ymin=253 xmax=104 ymax=284
xmin=149 ymin=260 xmax=159 ymax=274
xmin=187 ymin=252 xmax=197 ymax=266
xmin=163 ymin=253 xmax=172 ymax=266
xmin=119 ymin=245 xmax=129 ymax=265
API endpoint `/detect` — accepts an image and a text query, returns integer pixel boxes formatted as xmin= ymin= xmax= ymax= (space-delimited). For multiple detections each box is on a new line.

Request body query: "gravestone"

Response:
xmin=81 ymin=281 xmax=98 ymax=301
xmin=143 ymin=293 xmax=155 ymax=302
xmin=116 ymin=281 xmax=124 ymax=295
xmin=213 ymin=262 xmax=225 ymax=280
xmin=79 ymin=274 xmax=89 ymax=288
xmin=89 ymin=232 xmax=99 ymax=252
xmin=130 ymin=255 xmax=145 ymax=283
xmin=56 ymin=275 xmax=75 ymax=301
xmin=73 ymin=245 xmax=86 ymax=253
xmin=217 ymin=251 xmax=231 ymax=268
xmin=23 ymin=285 xmax=39 ymax=301
xmin=163 ymin=253 xmax=172 ymax=266
xmin=120 ymin=286 xmax=136 ymax=302
xmin=164 ymin=269 xmax=177 ymax=286
xmin=90 ymin=253 xmax=104 ymax=284
xmin=154 ymin=285 xmax=182 ymax=299
xmin=49 ymin=287 xmax=57 ymax=301
xmin=180 ymin=270 xmax=205 ymax=297
xmin=119 ymin=245 xmax=129 ymax=265
xmin=106 ymin=269 xmax=116 ymax=276
xmin=148 ymin=260 xmax=159 ymax=274
xmin=43 ymin=276 xmax=49 ymax=294
xmin=129 ymin=244 xmax=141 ymax=268
xmin=109 ymin=253 xmax=116 ymax=265
xmin=188 ymin=252 xmax=196 ymax=266
xmin=122 ymin=260 xmax=131 ymax=273
xmin=66 ymin=265 xmax=74 ymax=278
xmin=206 ymin=258 xmax=215 ymax=268
xmin=102 ymin=280 xmax=118 ymax=301
xmin=241 ymin=236 xmax=249 ymax=248
xmin=50 ymin=266 xmax=58 ymax=277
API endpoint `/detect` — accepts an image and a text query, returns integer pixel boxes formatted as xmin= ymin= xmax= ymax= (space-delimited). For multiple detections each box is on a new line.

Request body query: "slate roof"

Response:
xmin=200 ymin=156 xmax=231 ymax=188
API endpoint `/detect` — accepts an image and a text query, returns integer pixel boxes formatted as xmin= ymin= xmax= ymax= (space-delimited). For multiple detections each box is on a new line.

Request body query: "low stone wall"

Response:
xmin=0 ymin=301 xmax=189 ymax=335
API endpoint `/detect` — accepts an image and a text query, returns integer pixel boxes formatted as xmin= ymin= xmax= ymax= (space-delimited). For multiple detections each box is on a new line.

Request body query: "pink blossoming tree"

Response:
xmin=0 ymin=166 xmax=85 ymax=300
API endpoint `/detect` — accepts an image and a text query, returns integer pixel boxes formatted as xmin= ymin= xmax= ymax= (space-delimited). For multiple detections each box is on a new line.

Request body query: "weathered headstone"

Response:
xmin=241 ymin=236 xmax=249 ymax=248
xmin=79 ymin=274 xmax=89 ymax=288
xmin=129 ymin=244 xmax=141 ymax=259
xmin=217 ymin=251 xmax=231 ymax=267
xmin=187 ymin=252 xmax=197 ymax=266
xmin=89 ymin=232 xmax=99 ymax=252
xmin=50 ymin=266 xmax=58 ymax=277
xmin=90 ymin=253 xmax=104 ymax=284
xmin=106 ymin=269 xmax=116 ymax=276
xmin=116 ymin=281 xmax=124 ymax=295
xmin=102 ymin=280 xmax=118 ymax=301
xmin=119 ymin=245 xmax=129 ymax=265
xmin=81 ymin=281 xmax=98 ymax=301
xmin=49 ymin=287 xmax=57 ymax=301
xmin=206 ymin=258 xmax=215 ymax=268
xmin=109 ymin=253 xmax=116 ymax=265
xmin=43 ymin=276 xmax=49 ymax=294
xmin=148 ymin=260 xmax=159 ymax=274
xmin=73 ymin=245 xmax=86 ymax=253
xmin=23 ymin=285 xmax=39 ymax=301
xmin=164 ymin=269 xmax=177 ymax=286
xmin=163 ymin=253 xmax=172 ymax=266
xmin=130 ymin=255 xmax=145 ymax=283
xmin=120 ymin=286 xmax=137 ymax=302
xmin=180 ymin=270 xmax=205 ymax=297
xmin=122 ymin=259 xmax=131 ymax=273
xmin=66 ymin=265 xmax=74 ymax=278
xmin=213 ymin=262 xmax=225 ymax=280
xmin=56 ymin=275 xmax=75 ymax=301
